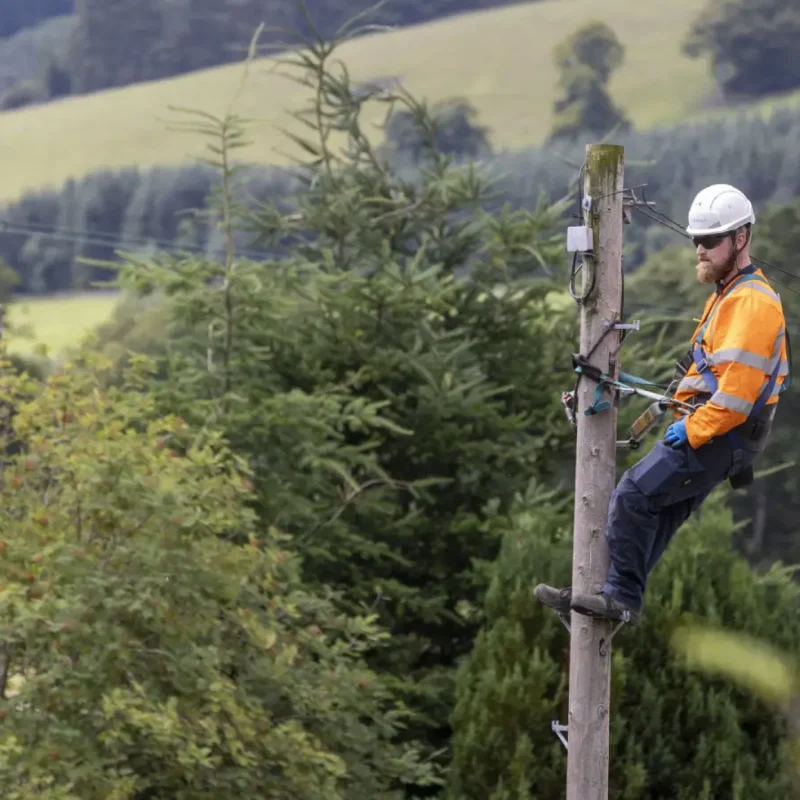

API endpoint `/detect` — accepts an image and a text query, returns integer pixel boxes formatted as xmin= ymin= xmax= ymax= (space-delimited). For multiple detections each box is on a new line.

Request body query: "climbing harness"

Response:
xmin=689 ymin=269 xmax=791 ymax=487
xmin=564 ymin=269 xmax=793 ymax=459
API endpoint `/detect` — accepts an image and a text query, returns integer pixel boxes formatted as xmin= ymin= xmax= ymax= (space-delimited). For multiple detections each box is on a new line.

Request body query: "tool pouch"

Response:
xmin=629 ymin=401 xmax=666 ymax=442
xmin=726 ymin=406 xmax=775 ymax=488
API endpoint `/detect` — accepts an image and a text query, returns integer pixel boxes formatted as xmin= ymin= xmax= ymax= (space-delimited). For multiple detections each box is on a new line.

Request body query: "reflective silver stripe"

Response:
xmin=706 ymin=348 xmax=790 ymax=376
xmin=746 ymin=283 xmax=781 ymax=303
xmin=771 ymin=383 xmax=784 ymax=398
xmin=707 ymin=348 xmax=772 ymax=371
xmin=724 ymin=280 xmax=780 ymax=304
xmin=677 ymin=375 xmax=708 ymax=392
xmin=710 ymin=391 xmax=753 ymax=414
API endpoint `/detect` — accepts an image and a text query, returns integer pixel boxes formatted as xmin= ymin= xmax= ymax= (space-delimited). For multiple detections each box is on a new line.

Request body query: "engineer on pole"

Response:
xmin=536 ymin=184 xmax=791 ymax=623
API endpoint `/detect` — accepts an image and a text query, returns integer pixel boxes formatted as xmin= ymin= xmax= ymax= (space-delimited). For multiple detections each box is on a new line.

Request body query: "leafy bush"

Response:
xmin=0 ymin=352 xmax=436 ymax=798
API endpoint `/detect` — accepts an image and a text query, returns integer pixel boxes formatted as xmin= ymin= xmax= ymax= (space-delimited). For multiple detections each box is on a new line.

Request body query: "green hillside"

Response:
xmin=5 ymin=291 xmax=121 ymax=357
xmin=0 ymin=0 xmax=716 ymax=203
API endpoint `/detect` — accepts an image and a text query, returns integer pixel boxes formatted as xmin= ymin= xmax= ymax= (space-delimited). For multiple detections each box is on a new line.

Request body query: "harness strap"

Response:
xmin=694 ymin=271 xmax=771 ymax=347
xmin=691 ymin=272 xmax=786 ymax=475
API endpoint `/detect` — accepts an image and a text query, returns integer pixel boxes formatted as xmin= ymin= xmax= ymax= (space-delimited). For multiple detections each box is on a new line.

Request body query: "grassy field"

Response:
xmin=5 ymin=292 xmax=120 ymax=358
xmin=0 ymin=0 xmax=719 ymax=203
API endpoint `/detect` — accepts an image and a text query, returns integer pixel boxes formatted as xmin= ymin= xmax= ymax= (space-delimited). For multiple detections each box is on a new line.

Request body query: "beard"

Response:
xmin=696 ymin=258 xmax=731 ymax=284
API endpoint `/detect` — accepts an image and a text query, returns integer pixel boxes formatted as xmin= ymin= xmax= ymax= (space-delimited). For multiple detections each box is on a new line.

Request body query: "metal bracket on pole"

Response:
xmin=603 ymin=319 xmax=640 ymax=333
xmin=552 ymin=720 xmax=569 ymax=751
xmin=622 ymin=185 xmax=656 ymax=224
xmin=598 ymin=611 xmax=632 ymax=657
xmin=556 ymin=610 xmax=571 ymax=633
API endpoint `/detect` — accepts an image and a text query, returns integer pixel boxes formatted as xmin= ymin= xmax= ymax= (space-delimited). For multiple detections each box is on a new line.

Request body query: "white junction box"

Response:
xmin=566 ymin=225 xmax=593 ymax=253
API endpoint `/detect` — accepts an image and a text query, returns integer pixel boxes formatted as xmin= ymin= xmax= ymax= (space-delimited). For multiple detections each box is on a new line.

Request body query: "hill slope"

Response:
xmin=0 ymin=0 xmax=716 ymax=202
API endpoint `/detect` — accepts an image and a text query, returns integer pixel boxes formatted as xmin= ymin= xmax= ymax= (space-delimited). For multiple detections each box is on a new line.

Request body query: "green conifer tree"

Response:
xmin=448 ymin=486 xmax=572 ymax=799
xmin=99 ymin=17 xmax=578 ymax=781
xmin=449 ymin=488 xmax=800 ymax=798
xmin=549 ymin=21 xmax=630 ymax=142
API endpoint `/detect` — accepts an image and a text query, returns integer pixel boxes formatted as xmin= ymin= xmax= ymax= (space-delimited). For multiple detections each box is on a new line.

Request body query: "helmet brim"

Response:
xmin=686 ymin=212 xmax=755 ymax=238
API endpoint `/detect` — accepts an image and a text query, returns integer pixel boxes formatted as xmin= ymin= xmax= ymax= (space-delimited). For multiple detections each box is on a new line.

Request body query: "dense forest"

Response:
xmin=4 ymin=98 xmax=800 ymax=292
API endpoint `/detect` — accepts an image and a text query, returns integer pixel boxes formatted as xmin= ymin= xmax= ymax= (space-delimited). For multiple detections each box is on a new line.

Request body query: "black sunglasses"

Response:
xmin=692 ymin=233 xmax=730 ymax=250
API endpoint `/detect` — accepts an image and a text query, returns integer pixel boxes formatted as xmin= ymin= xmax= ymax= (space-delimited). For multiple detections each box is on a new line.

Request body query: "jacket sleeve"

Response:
xmin=685 ymin=292 xmax=784 ymax=449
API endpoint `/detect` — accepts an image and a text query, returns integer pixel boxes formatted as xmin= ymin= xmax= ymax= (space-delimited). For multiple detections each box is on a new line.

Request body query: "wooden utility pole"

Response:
xmin=566 ymin=143 xmax=624 ymax=800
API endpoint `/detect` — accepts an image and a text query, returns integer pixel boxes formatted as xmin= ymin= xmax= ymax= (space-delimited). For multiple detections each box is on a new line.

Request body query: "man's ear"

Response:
xmin=736 ymin=226 xmax=748 ymax=249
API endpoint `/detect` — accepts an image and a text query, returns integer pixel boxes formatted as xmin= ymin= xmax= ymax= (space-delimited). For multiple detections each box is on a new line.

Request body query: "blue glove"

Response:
xmin=663 ymin=418 xmax=688 ymax=448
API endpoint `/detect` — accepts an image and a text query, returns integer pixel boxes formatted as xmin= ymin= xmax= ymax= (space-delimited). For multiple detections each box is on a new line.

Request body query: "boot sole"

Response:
xmin=571 ymin=600 xmax=640 ymax=626
xmin=532 ymin=585 xmax=571 ymax=616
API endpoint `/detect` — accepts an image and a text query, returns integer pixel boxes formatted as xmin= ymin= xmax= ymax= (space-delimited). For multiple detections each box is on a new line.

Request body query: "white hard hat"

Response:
xmin=686 ymin=184 xmax=755 ymax=237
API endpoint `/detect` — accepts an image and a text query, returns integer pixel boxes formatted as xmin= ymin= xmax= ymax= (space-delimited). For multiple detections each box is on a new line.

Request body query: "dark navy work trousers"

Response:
xmin=601 ymin=435 xmax=749 ymax=611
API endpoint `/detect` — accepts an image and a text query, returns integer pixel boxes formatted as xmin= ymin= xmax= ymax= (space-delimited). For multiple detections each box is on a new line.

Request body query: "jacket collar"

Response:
xmin=716 ymin=263 xmax=757 ymax=295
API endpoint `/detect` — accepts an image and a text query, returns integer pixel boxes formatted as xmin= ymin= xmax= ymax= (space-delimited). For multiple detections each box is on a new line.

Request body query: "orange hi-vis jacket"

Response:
xmin=673 ymin=265 xmax=789 ymax=449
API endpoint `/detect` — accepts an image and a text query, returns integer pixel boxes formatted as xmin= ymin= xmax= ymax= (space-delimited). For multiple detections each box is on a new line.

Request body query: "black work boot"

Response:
xmin=570 ymin=591 xmax=641 ymax=625
xmin=533 ymin=584 xmax=572 ymax=616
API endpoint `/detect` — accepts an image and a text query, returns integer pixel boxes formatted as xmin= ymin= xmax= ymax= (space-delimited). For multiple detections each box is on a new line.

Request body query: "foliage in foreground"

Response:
xmin=0 ymin=353 xmax=436 ymax=799
xmin=672 ymin=624 xmax=800 ymax=794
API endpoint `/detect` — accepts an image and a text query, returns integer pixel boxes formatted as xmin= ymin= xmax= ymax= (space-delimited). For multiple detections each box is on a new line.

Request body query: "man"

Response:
xmin=534 ymin=184 xmax=790 ymax=624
